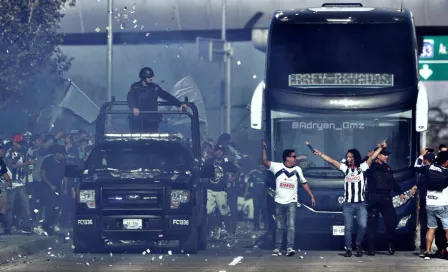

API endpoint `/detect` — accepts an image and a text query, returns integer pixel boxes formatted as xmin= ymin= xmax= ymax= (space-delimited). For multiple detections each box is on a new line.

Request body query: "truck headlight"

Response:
xmin=79 ymin=190 xmax=96 ymax=209
xmin=392 ymin=189 xmax=413 ymax=208
xmin=170 ymin=190 xmax=190 ymax=209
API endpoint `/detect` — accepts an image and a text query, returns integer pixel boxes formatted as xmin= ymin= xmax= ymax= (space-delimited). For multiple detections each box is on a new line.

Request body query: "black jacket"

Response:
xmin=127 ymin=81 xmax=181 ymax=114
xmin=366 ymin=162 xmax=402 ymax=195
xmin=414 ymin=160 xmax=448 ymax=192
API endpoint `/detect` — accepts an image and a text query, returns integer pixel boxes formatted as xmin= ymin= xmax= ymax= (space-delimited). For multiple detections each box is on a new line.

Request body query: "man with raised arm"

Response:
xmin=261 ymin=140 xmax=315 ymax=257
xmin=309 ymin=140 xmax=386 ymax=257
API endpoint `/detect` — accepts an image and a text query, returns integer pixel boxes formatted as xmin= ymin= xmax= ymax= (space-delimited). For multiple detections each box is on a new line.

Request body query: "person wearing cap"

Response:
xmin=0 ymin=143 xmax=13 ymax=222
xmin=40 ymin=145 xmax=68 ymax=235
xmin=414 ymin=150 xmax=437 ymax=256
xmin=204 ymin=144 xmax=240 ymax=244
xmin=26 ymin=133 xmax=56 ymax=231
xmin=365 ymin=145 xmax=406 ymax=256
xmin=432 ymin=144 xmax=448 ymax=256
xmin=126 ymin=67 xmax=188 ymax=133
xmin=4 ymin=134 xmax=33 ymax=234
xmin=414 ymin=149 xmax=448 ymax=260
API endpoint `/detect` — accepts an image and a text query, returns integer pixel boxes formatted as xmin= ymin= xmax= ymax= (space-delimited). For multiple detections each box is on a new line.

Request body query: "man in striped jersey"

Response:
xmin=261 ymin=140 xmax=316 ymax=257
xmin=310 ymin=140 xmax=387 ymax=257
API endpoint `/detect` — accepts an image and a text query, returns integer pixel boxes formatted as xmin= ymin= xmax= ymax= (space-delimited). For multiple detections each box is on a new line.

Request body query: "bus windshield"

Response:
xmin=271 ymin=109 xmax=412 ymax=178
xmin=267 ymin=22 xmax=416 ymax=93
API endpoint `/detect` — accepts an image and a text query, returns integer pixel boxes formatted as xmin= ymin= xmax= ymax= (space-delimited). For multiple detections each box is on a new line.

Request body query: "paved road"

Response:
xmin=0 ymin=238 xmax=446 ymax=272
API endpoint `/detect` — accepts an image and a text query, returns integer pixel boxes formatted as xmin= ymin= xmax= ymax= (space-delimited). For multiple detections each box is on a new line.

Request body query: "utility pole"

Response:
xmin=421 ymin=131 xmax=427 ymax=150
xmin=221 ymin=0 xmax=233 ymax=134
xmin=107 ymin=0 xmax=113 ymax=102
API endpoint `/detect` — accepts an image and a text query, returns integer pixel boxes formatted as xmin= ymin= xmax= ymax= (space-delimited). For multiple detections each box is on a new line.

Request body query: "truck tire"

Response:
xmin=198 ymin=190 xmax=208 ymax=250
xmin=73 ymin=231 xmax=104 ymax=253
xmin=179 ymin=219 xmax=199 ymax=253
xmin=197 ymin=222 xmax=207 ymax=250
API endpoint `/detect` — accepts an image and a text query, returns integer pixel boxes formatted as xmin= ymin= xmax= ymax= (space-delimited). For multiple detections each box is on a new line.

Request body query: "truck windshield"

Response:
xmin=267 ymin=22 xmax=416 ymax=93
xmin=87 ymin=143 xmax=191 ymax=172
xmin=271 ymin=109 xmax=412 ymax=178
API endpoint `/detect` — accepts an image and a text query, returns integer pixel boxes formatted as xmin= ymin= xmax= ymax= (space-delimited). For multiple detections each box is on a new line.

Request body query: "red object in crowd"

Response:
xmin=11 ymin=134 xmax=23 ymax=143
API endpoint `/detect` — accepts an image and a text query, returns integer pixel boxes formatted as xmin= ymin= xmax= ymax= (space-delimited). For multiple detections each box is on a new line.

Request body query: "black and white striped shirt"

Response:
xmin=339 ymin=162 xmax=369 ymax=203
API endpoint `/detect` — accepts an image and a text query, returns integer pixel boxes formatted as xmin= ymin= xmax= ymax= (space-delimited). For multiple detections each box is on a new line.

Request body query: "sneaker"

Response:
xmin=20 ymin=229 xmax=33 ymax=235
xmin=356 ymin=245 xmax=363 ymax=257
xmin=344 ymin=249 xmax=352 ymax=257
xmin=419 ymin=249 xmax=425 ymax=258
xmin=287 ymin=248 xmax=296 ymax=256
xmin=272 ymin=248 xmax=282 ymax=256
xmin=424 ymin=252 xmax=431 ymax=260
xmin=387 ymin=243 xmax=395 ymax=255
xmin=34 ymin=226 xmax=45 ymax=235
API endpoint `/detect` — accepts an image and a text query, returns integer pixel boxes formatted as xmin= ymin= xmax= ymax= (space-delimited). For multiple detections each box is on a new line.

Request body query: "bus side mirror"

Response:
xmin=65 ymin=165 xmax=81 ymax=178
xmin=250 ymin=80 xmax=265 ymax=130
xmin=416 ymin=82 xmax=428 ymax=132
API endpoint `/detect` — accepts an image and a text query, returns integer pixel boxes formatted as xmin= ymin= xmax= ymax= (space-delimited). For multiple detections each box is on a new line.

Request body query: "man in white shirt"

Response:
xmin=310 ymin=140 xmax=386 ymax=257
xmin=261 ymin=140 xmax=316 ymax=257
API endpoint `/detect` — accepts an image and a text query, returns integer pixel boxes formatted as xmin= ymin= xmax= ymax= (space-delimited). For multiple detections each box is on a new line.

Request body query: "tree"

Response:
xmin=0 ymin=0 xmax=75 ymax=113
xmin=427 ymin=103 xmax=448 ymax=148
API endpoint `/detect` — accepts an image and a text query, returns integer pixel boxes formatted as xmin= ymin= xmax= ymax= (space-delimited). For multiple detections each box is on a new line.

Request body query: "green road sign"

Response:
xmin=419 ymin=36 xmax=448 ymax=81
xmin=418 ymin=63 xmax=448 ymax=81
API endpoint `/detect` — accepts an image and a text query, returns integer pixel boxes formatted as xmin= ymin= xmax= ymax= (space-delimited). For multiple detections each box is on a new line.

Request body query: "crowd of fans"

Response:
xmin=0 ymin=130 xmax=93 ymax=236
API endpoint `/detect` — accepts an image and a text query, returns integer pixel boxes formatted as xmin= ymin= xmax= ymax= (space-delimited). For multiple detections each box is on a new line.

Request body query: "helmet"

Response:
xmin=139 ymin=67 xmax=154 ymax=79
xmin=11 ymin=134 xmax=23 ymax=143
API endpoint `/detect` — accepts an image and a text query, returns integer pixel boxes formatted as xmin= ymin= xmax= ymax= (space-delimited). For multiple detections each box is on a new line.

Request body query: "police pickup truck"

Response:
xmin=67 ymin=99 xmax=213 ymax=253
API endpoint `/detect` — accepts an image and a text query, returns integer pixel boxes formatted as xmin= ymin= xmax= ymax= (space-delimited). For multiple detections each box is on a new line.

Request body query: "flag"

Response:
xmin=58 ymin=79 xmax=100 ymax=123
xmin=164 ymin=77 xmax=208 ymax=131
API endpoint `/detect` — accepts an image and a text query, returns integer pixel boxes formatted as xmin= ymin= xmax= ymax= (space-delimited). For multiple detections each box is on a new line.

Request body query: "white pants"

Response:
xmin=206 ymin=189 xmax=231 ymax=216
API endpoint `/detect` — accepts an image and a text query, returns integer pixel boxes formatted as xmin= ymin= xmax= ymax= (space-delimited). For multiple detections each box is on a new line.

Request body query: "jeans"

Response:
xmin=41 ymin=185 xmax=60 ymax=235
xmin=5 ymin=186 xmax=32 ymax=232
xmin=253 ymin=189 xmax=269 ymax=230
xmin=275 ymin=202 xmax=296 ymax=250
xmin=343 ymin=202 xmax=367 ymax=249
xmin=426 ymin=205 xmax=448 ymax=229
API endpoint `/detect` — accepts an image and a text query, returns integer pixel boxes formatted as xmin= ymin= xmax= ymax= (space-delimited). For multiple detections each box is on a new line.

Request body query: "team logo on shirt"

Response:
xmin=211 ymin=165 xmax=224 ymax=184
xmin=279 ymin=182 xmax=295 ymax=189
xmin=346 ymin=173 xmax=361 ymax=183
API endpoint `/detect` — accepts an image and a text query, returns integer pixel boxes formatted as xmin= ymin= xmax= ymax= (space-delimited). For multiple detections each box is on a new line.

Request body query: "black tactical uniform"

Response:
xmin=127 ymin=67 xmax=181 ymax=133
xmin=365 ymin=148 xmax=403 ymax=255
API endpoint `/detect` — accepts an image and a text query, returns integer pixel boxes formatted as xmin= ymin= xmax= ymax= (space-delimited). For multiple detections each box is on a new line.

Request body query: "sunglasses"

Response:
xmin=289 ymin=155 xmax=297 ymax=158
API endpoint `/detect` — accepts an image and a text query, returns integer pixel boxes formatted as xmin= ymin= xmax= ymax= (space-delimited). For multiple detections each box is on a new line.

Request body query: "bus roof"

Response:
xmin=272 ymin=6 xmax=412 ymax=24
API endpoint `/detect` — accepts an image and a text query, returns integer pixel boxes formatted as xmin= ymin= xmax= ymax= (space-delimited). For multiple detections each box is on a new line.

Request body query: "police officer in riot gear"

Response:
xmin=127 ymin=67 xmax=187 ymax=133
xmin=365 ymin=147 xmax=406 ymax=256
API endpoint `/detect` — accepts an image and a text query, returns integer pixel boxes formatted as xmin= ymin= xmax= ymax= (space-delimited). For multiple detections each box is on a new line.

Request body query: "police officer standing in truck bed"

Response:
xmin=127 ymin=67 xmax=187 ymax=133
